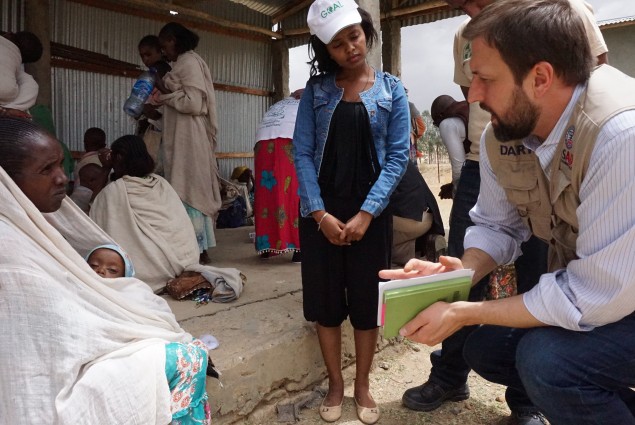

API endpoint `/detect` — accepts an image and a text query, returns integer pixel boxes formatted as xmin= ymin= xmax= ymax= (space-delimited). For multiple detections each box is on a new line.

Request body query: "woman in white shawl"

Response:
xmin=0 ymin=117 xmax=210 ymax=424
xmin=90 ymin=135 xmax=244 ymax=298
xmin=153 ymin=22 xmax=222 ymax=264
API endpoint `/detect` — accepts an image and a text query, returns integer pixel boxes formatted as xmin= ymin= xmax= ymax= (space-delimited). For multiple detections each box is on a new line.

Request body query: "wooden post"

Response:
xmin=381 ymin=19 xmax=401 ymax=77
xmin=24 ymin=0 xmax=52 ymax=109
xmin=272 ymin=39 xmax=289 ymax=103
xmin=358 ymin=0 xmax=381 ymax=70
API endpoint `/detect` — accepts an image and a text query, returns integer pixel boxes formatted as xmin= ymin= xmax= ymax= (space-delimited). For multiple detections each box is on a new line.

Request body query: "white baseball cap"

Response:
xmin=307 ymin=0 xmax=362 ymax=44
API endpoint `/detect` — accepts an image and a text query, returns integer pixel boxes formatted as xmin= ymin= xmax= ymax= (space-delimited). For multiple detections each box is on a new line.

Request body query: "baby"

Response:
xmin=85 ymin=244 xmax=135 ymax=279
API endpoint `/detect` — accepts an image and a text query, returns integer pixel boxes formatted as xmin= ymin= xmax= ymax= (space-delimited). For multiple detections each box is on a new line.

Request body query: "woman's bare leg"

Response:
xmin=316 ymin=324 xmax=344 ymax=406
xmin=353 ymin=327 xmax=379 ymax=407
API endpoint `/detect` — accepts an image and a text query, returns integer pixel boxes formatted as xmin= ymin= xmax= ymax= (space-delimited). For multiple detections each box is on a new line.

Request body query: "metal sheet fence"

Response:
xmin=49 ymin=0 xmax=273 ymax=179
xmin=0 ymin=0 xmax=22 ymax=31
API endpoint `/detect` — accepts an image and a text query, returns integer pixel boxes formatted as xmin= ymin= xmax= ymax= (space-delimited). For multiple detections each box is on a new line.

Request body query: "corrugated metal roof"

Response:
xmin=400 ymin=9 xmax=463 ymax=28
xmin=599 ymin=16 xmax=635 ymax=28
xmin=97 ymin=0 xmax=459 ymax=37
xmin=227 ymin=0 xmax=296 ymax=18
xmin=187 ymin=0 xmax=272 ymax=28
xmin=280 ymin=0 xmax=461 ymax=47
xmin=228 ymin=0 xmax=459 ymax=21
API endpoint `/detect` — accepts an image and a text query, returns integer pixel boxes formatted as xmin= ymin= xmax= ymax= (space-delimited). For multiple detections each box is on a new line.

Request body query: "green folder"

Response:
xmin=379 ymin=270 xmax=473 ymax=339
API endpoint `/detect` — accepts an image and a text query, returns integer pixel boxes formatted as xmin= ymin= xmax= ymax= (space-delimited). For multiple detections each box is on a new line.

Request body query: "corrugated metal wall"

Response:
xmin=283 ymin=10 xmax=310 ymax=49
xmin=49 ymin=0 xmax=273 ymax=178
xmin=0 ymin=0 xmax=23 ymax=31
xmin=51 ymin=67 xmax=137 ymax=147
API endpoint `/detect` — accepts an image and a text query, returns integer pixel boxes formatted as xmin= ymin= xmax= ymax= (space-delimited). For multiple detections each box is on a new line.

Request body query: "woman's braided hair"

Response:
xmin=110 ymin=135 xmax=155 ymax=179
xmin=0 ymin=116 xmax=49 ymax=179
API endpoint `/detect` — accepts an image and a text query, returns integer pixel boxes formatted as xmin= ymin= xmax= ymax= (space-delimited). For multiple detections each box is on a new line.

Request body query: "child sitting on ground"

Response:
xmin=70 ymin=127 xmax=113 ymax=213
xmin=85 ymin=244 xmax=135 ymax=278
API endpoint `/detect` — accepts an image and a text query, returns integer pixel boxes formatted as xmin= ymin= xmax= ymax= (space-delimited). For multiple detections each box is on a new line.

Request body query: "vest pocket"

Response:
xmin=499 ymin=159 xmax=551 ymax=240
xmin=499 ymin=160 xmax=540 ymax=205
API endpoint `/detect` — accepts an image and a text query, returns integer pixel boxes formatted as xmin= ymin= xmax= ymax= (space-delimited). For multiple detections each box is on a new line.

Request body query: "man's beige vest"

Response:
xmin=486 ymin=66 xmax=635 ymax=271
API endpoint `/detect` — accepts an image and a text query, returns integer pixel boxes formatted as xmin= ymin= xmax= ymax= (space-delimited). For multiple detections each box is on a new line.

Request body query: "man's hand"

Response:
xmin=399 ymin=301 xmax=470 ymax=345
xmin=400 ymin=296 xmax=545 ymax=346
xmin=379 ymin=255 xmax=464 ymax=280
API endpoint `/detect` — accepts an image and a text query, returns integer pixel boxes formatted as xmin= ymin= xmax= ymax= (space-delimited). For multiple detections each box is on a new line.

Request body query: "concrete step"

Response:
xmin=164 ymin=227 xmax=360 ymax=423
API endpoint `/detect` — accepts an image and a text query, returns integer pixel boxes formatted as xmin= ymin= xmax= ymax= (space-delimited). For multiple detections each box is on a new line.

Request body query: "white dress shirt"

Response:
xmin=439 ymin=117 xmax=467 ymax=191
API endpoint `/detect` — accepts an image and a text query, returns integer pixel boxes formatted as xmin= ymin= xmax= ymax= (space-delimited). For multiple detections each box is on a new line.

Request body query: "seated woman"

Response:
xmin=0 ymin=116 xmax=210 ymax=424
xmin=90 ymin=134 xmax=243 ymax=297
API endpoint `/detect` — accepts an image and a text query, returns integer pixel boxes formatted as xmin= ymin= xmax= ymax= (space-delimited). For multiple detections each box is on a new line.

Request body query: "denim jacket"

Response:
xmin=293 ymin=69 xmax=410 ymax=217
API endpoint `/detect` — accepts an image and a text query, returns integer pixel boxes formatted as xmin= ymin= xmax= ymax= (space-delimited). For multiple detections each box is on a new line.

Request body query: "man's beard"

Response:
xmin=481 ymin=87 xmax=539 ymax=142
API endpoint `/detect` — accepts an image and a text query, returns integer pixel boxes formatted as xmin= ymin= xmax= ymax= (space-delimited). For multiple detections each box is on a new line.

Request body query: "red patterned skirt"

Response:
xmin=254 ymin=137 xmax=301 ymax=254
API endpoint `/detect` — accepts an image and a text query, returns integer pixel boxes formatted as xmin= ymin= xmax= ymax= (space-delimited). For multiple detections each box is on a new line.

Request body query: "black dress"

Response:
xmin=299 ymin=101 xmax=392 ymax=330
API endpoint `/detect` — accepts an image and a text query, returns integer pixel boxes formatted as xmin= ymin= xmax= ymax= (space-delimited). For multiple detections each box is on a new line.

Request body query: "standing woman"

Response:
xmin=254 ymin=90 xmax=304 ymax=262
xmin=155 ymin=22 xmax=222 ymax=264
xmin=294 ymin=1 xmax=409 ymax=423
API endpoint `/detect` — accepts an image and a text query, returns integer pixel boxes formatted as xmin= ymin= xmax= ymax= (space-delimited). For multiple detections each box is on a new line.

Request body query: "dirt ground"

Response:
xmin=266 ymin=340 xmax=512 ymax=425
xmin=251 ymin=163 xmax=515 ymax=425
xmin=418 ymin=161 xmax=454 ymax=228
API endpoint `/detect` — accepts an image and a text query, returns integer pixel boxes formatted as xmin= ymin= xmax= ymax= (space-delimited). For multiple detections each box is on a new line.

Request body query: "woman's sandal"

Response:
xmin=354 ymin=397 xmax=380 ymax=425
xmin=319 ymin=396 xmax=343 ymax=422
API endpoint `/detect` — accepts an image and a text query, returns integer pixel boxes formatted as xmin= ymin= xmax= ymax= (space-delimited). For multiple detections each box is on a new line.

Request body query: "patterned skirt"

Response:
xmin=165 ymin=339 xmax=212 ymax=424
xmin=253 ymin=138 xmax=301 ymax=255
xmin=183 ymin=203 xmax=216 ymax=252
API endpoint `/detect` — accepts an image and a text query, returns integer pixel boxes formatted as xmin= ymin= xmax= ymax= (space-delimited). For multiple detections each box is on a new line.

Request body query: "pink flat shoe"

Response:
xmin=319 ymin=397 xmax=343 ymax=422
xmin=354 ymin=397 xmax=380 ymax=424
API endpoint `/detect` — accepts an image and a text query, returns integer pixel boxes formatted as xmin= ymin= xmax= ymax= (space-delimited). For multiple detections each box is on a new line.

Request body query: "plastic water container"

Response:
xmin=123 ymin=68 xmax=156 ymax=118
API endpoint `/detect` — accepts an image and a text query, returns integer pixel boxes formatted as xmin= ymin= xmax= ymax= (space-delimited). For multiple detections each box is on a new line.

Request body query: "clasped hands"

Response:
xmin=379 ymin=256 xmax=471 ymax=346
xmin=315 ymin=210 xmax=372 ymax=246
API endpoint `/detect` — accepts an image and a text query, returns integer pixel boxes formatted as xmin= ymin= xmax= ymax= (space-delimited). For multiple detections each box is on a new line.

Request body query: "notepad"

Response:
xmin=377 ymin=269 xmax=474 ymax=338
